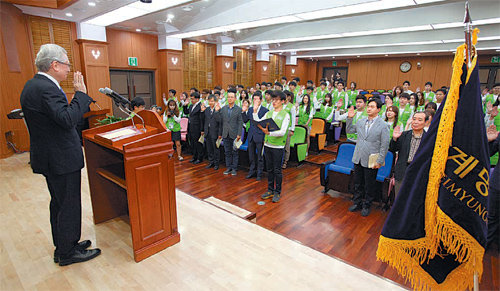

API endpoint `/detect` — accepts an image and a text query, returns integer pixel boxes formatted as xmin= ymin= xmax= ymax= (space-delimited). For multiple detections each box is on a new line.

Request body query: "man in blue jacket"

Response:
xmin=242 ymin=91 xmax=268 ymax=180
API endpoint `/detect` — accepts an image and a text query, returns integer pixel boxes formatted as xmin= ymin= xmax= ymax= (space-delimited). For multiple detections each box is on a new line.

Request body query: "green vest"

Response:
xmin=166 ymin=116 xmax=181 ymax=132
xmin=283 ymin=103 xmax=294 ymax=129
xmin=399 ymin=104 xmax=412 ymax=127
xmin=298 ymin=105 xmax=312 ymax=127
xmin=379 ymin=104 xmax=387 ymax=117
xmin=347 ymin=110 xmax=368 ymax=141
xmin=491 ymin=112 xmax=500 ymax=165
xmin=416 ymin=105 xmax=425 ymax=112
xmin=324 ymin=105 xmax=334 ymax=122
xmin=387 ymin=120 xmax=404 ymax=139
xmin=424 ymin=91 xmax=436 ymax=103
xmin=393 ymin=97 xmax=400 ymax=107
xmin=347 ymin=89 xmax=358 ymax=100
xmin=316 ymin=89 xmax=328 ymax=103
xmin=483 ymin=94 xmax=498 ymax=113
xmin=333 ymin=91 xmax=350 ymax=108
xmin=264 ymin=109 xmax=289 ymax=146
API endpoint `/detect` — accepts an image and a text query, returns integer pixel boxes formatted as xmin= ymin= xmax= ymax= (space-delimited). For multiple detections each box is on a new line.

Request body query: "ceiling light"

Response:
xmin=167 ymin=13 xmax=174 ymax=19
xmin=356 ymin=55 xmax=360 ymax=58
xmin=417 ymin=53 xmax=420 ymax=55
xmin=182 ymin=5 xmax=193 ymax=11
xmin=385 ymin=54 xmax=389 ymax=56
xmin=88 ymin=2 xmax=96 ymax=7
xmin=297 ymin=49 xmax=452 ymax=58
xmin=201 ymin=39 xmax=206 ymax=42
xmin=136 ymin=29 xmax=141 ymax=32
xmin=266 ymin=40 xmax=442 ymax=53
xmin=65 ymin=12 xmax=73 ymax=17
xmin=236 ymin=29 xmax=241 ymax=34
xmin=332 ymin=57 xmax=335 ymax=59
xmin=474 ymin=18 xmax=500 ymax=25
xmin=84 ymin=0 xmax=191 ymax=26
xmin=342 ymin=25 xmax=432 ymax=37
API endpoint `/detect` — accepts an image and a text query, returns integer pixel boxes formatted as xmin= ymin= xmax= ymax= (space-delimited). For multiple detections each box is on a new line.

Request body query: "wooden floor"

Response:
xmin=175 ymin=144 xmax=499 ymax=291
xmin=1 ymin=153 xmax=406 ymax=291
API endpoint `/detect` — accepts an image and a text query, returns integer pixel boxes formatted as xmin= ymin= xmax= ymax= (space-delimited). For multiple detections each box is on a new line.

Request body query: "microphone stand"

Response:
xmin=115 ymin=100 xmax=146 ymax=133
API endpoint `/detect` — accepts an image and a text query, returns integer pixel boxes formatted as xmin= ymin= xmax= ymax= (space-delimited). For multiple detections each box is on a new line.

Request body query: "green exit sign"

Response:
xmin=332 ymin=61 xmax=337 ymax=66
xmin=128 ymin=57 xmax=138 ymax=66
xmin=491 ymin=56 xmax=500 ymax=64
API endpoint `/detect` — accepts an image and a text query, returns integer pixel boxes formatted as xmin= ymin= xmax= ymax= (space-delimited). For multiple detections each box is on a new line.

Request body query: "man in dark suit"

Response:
xmin=20 ymin=44 xmax=101 ymax=266
xmin=203 ymin=94 xmax=221 ymax=170
xmin=184 ymin=91 xmax=204 ymax=164
xmin=389 ymin=111 xmax=428 ymax=196
xmin=219 ymin=88 xmax=243 ymax=175
xmin=346 ymin=98 xmax=390 ymax=216
xmin=242 ymin=91 xmax=268 ymax=180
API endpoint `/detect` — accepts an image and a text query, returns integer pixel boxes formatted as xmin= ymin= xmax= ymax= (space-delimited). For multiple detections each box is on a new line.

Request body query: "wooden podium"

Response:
xmin=82 ymin=110 xmax=180 ymax=262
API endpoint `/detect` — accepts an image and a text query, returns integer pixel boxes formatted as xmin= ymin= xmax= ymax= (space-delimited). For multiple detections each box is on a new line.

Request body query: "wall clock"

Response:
xmin=400 ymin=61 xmax=412 ymax=73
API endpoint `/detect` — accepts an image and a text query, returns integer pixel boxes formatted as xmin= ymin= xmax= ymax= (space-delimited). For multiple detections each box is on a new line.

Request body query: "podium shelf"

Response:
xmin=97 ymin=163 xmax=126 ymax=189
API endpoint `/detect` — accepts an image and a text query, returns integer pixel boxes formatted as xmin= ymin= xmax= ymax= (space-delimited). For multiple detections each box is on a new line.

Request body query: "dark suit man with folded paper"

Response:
xmin=241 ymin=90 xmax=268 ymax=181
xmin=20 ymin=44 xmax=101 ymax=266
xmin=184 ymin=92 xmax=204 ymax=164
xmin=203 ymin=94 xmax=222 ymax=170
xmin=346 ymin=98 xmax=390 ymax=216
xmin=219 ymin=88 xmax=243 ymax=176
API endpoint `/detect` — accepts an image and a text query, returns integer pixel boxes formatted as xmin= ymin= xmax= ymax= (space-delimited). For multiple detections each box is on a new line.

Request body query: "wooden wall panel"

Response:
xmin=182 ymin=41 xmax=215 ymax=91
xmin=254 ymin=61 xmax=270 ymax=84
xmin=347 ymin=56 xmax=454 ymax=91
xmin=233 ymin=48 xmax=255 ymax=88
xmin=215 ymin=56 xmax=235 ymax=89
xmin=158 ymin=49 xmax=184 ymax=98
xmin=0 ymin=3 xmax=35 ymax=157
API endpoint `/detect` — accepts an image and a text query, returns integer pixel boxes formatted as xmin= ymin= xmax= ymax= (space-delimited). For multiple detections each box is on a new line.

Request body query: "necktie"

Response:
xmin=60 ymin=87 xmax=68 ymax=102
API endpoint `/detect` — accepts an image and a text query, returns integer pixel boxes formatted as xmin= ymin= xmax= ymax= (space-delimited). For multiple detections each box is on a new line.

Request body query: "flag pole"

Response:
xmin=464 ymin=1 xmax=473 ymax=69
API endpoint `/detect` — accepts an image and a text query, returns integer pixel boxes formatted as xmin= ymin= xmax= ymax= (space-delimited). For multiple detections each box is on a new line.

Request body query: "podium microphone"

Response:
xmin=98 ymin=87 xmax=130 ymax=105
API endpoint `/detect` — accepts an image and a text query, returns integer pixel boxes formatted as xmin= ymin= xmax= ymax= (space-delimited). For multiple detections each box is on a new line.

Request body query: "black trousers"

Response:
xmin=206 ymin=136 xmax=220 ymax=166
xmin=223 ymin=137 xmax=239 ymax=170
xmin=189 ymin=130 xmax=203 ymax=161
xmin=325 ymin=122 xmax=333 ymax=142
xmin=44 ymin=170 xmax=82 ymax=256
xmin=248 ymin=139 xmax=264 ymax=177
xmin=353 ymin=163 xmax=378 ymax=208
xmin=265 ymin=146 xmax=284 ymax=194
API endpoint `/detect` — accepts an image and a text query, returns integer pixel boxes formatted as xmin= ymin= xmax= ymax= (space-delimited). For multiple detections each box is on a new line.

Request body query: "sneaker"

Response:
xmin=223 ymin=169 xmax=231 ymax=175
xmin=231 ymin=169 xmax=237 ymax=176
xmin=261 ymin=191 xmax=274 ymax=200
xmin=282 ymin=162 xmax=287 ymax=169
xmin=349 ymin=204 xmax=362 ymax=212
xmin=178 ymin=156 xmax=184 ymax=161
xmin=361 ymin=207 xmax=371 ymax=217
xmin=272 ymin=192 xmax=281 ymax=203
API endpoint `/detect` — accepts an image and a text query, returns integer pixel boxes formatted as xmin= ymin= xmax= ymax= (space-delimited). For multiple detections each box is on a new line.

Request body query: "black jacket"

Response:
xmin=20 ymin=74 xmax=93 ymax=175
xmin=184 ymin=102 xmax=204 ymax=134
xmin=242 ymin=106 xmax=268 ymax=143
xmin=389 ymin=130 xmax=425 ymax=181
xmin=203 ymin=106 xmax=221 ymax=139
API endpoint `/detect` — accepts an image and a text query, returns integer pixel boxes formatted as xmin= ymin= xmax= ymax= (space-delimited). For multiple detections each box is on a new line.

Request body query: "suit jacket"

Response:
xmin=242 ymin=105 xmax=268 ymax=143
xmin=219 ymin=104 xmax=243 ymax=139
xmin=184 ymin=102 xmax=204 ymax=134
xmin=20 ymin=74 xmax=93 ymax=175
xmin=389 ymin=130 xmax=426 ymax=181
xmin=203 ymin=106 xmax=221 ymax=139
xmin=347 ymin=116 xmax=390 ymax=168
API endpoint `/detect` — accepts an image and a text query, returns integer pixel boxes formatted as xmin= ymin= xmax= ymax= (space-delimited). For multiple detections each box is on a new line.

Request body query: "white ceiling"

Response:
xmin=14 ymin=0 xmax=500 ymax=59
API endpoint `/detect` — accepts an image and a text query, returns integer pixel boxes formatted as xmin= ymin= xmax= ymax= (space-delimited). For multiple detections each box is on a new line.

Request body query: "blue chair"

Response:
xmin=320 ymin=142 xmax=356 ymax=194
xmin=376 ymin=151 xmax=395 ymax=209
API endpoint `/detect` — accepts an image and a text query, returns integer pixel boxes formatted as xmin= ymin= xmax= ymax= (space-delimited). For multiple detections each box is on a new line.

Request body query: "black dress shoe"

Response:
xmin=214 ymin=165 xmax=219 ymax=170
xmin=205 ymin=163 xmax=214 ymax=169
xmin=54 ymin=240 xmax=92 ymax=263
xmin=189 ymin=158 xmax=196 ymax=163
xmin=256 ymin=176 xmax=262 ymax=181
xmin=193 ymin=160 xmax=201 ymax=165
xmin=361 ymin=207 xmax=371 ymax=217
xmin=59 ymin=248 xmax=101 ymax=266
xmin=349 ymin=204 xmax=362 ymax=212
xmin=246 ymin=173 xmax=256 ymax=179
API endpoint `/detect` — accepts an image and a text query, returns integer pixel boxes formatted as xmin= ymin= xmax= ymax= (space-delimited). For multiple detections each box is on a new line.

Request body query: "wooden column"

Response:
xmin=76 ymin=40 xmax=112 ymax=113
xmin=215 ymin=56 xmax=235 ymax=88
xmin=254 ymin=61 xmax=270 ymax=83
xmin=285 ymin=65 xmax=298 ymax=81
xmin=158 ymin=49 xmax=184 ymax=98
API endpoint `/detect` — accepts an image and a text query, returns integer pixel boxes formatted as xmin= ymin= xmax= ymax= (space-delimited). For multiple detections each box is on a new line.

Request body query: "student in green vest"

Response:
xmin=127 ymin=97 xmax=145 ymax=120
xmin=315 ymin=82 xmax=328 ymax=105
xmin=331 ymin=80 xmax=339 ymax=95
xmin=297 ymin=94 xmax=314 ymax=152
xmin=408 ymin=93 xmax=418 ymax=114
xmin=259 ymin=90 xmax=290 ymax=203
xmin=398 ymin=93 xmax=412 ymax=128
xmin=385 ymin=105 xmax=403 ymax=139
xmin=485 ymin=99 xmax=500 ymax=165
xmin=262 ymin=90 xmax=274 ymax=110
xmin=163 ymin=99 xmax=183 ymax=160
xmin=306 ymin=80 xmax=314 ymax=89
xmin=241 ymin=99 xmax=251 ymax=135
xmin=274 ymin=82 xmax=283 ymax=91
xmin=265 ymin=82 xmax=272 ymax=92
xmin=392 ymin=86 xmax=403 ymax=107
xmin=415 ymin=91 xmax=426 ymax=112
xmin=281 ymin=76 xmax=288 ymax=90
xmin=483 ymin=83 xmax=500 ymax=113
xmin=423 ymin=81 xmax=436 ymax=104
xmin=402 ymin=80 xmax=413 ymax=94
xmin=333 ymin=81 xmax=350 ymax=111
xmin=347 ymin=82 xmax=358 ymax=102
xmin=282 ymin=90 xmax=297 ymax=169
xmin=339 ymin=95 xmax=368 ymax=142
xmin=236 ymin=84 xmax=244 ymax=100
xmin=321 ymin=93 xmax=335 ymax=144
xmin=379 ymin=94 xmax=393 ymax=117
xmin=288 ymin=81 xmax=298 ymax=104
xmin=260 ymin=82 xmax=267 ymax=93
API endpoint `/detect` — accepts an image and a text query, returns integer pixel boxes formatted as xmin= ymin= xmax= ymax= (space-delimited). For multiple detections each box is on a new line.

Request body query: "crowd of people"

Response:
xmin=128 ymin=78 xmax=499 ymax=246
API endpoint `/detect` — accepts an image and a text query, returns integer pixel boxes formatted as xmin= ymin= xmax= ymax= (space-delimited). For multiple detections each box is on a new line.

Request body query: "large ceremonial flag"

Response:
xmin=377 ymin=29 xmax=489 ymax=291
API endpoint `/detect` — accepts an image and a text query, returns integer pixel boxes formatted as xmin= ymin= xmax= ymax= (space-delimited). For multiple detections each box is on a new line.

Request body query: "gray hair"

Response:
xmin=35 ymin=44 xmax=67 ymax=72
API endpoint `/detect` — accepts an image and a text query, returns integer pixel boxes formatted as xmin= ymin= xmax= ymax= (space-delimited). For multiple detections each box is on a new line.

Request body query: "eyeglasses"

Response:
xmin=54 ymin=60 xmax=71 ymax=69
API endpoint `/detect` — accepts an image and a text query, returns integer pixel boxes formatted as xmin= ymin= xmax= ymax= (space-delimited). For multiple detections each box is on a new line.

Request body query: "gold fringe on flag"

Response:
xmin=376 ymin=28 xmax=484 ymax=291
